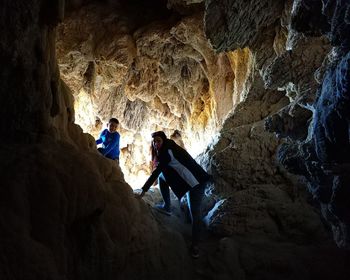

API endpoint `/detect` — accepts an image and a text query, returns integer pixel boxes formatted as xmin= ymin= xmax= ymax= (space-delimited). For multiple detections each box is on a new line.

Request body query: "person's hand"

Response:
xmin=134 ymin=189 xmax=145 ymax=199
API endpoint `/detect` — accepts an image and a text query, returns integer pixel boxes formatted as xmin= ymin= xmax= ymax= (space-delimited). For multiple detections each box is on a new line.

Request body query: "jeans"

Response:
xmin=187 ymin=184 xmax=205 ymax=246
xmin=158 ymin=174 xmax=205 ymax=246
xmin=158 ymin=173 xmax=171 ymax=210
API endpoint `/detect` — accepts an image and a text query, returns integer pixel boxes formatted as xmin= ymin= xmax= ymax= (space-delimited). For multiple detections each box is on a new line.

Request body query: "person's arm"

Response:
xmin=96 ymin=130 xmax=106 ymax=145
xmin=141 ymin=166 xmax=162 ymax=193
xmin=137 ymin=189 xmax=146 ymax=198
xmin=101 ymin=133 xmax=120 ymax=156
xmin=139 ymin=148 xmax=171 ymax=197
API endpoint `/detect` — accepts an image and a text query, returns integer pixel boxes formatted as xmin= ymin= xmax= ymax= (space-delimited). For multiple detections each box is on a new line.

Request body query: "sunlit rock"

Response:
xmin=56 ymin=4 xmax=239 ymax=185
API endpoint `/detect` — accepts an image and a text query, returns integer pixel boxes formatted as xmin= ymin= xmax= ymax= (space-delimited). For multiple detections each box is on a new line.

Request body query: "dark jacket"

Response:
xmin=142 ymin=139 xmax=210 ymax=199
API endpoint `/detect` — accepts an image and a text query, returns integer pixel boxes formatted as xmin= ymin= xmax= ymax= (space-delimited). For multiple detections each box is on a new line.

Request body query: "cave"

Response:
xmin=1 ymin=0 xmax=350 ymax=280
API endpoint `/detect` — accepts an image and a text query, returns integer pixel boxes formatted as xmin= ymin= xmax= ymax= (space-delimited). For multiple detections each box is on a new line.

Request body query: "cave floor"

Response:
xmin=141 ymin=186 xmax=350 ymax=280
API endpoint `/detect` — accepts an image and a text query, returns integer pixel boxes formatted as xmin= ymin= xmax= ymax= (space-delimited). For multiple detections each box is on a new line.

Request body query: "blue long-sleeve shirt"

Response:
xmin=96 ymin=129 xmax=120 ymax=160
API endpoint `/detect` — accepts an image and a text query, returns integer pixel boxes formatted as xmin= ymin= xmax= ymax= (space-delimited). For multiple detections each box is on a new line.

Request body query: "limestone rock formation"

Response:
xmin=203 ymin=75 xmax=327 ymax=242
xmin=204 ymin=0 xmax=285 ymax=52
xmin=2 ymin=0 xmax=350 ymax=279
xmin=204 ymin=0 xmax=350 ymax=248
xmin=282 ymin=0 xmax=350 ymax=248
xmin=0 ymin=1 xmax=192 ymax=279
xmin=56 ymin=2 xmax=236 ymax=185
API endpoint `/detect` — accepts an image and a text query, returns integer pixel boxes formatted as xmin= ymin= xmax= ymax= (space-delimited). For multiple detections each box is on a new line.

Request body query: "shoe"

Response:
xmin=190 ymin=245 xmax=200 ymax=258
xmin=154 ymin=203 xmax=172 ymax=216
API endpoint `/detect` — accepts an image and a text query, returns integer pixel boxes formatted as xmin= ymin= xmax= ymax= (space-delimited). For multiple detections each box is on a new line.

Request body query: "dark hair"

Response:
xmin=109 ymin=118 xmax=119 ymax=124
xmin=151 ymin=131 xmax=167 ymax=141
xmin=150 ymin=131 xmax=167 ymax=163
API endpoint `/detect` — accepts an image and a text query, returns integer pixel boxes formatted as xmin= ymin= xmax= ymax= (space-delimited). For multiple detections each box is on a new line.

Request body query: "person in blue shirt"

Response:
xmin=96 ymin=118 xmax=120 ymax=162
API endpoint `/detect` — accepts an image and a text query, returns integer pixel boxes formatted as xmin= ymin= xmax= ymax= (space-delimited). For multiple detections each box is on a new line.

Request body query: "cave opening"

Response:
xmin=56 ymin=0 xmax=235 ymax=188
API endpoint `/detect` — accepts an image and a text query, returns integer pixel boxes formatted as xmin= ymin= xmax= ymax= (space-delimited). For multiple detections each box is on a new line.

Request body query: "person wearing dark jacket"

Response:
xmin=137 ymin=131 xmax=211 ymax=258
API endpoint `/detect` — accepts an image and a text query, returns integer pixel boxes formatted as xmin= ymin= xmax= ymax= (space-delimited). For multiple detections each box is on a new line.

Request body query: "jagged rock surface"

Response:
xmin=56 ymin=2 xmax=238 ymax=185
xmin=203 ymin=75 xmax=327 ymax=242
xmin=0 ymin=2 xmax=192 ymax=280
xmin=2 ymin=0 xmax=350 ymax=279
xmin=204 ymin=0 xmax=285 ymax=52
xmin=205 ymin=0 xmax=350 ymax=248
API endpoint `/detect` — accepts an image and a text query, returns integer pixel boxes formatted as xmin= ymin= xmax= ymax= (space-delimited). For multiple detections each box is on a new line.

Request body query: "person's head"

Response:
xmin=170 ymin=129 xmax=181 ymax=139
xmin=151 ymin=131 xmax=167 ymax=151
xmin=108 ymin=118 xmax=119 ymax=133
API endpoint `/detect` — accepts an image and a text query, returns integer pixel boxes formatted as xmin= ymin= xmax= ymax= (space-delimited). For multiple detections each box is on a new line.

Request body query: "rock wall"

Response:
xmin=279 ymin=0 xmax=350 ymax=248
xmin=0 ymin=1 xmax=192 ymax=279
xmin=204 ymin=0 xmax=350 ymax=248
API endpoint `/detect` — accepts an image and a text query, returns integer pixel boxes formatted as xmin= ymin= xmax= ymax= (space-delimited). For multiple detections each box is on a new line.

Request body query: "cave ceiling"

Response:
xmin=57 ymin=0 xmax=246 ymax=186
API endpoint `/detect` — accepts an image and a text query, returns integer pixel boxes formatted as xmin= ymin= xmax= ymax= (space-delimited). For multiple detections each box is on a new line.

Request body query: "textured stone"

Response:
xmin=0 ymin=2 xmax=192 ymax=279
xmin=291 ymin=0 xmax=330 ymax=36
xmin=200 ymin=0 xmax=348 ymax=246
xmin=204 ymin=0 xmax=285 ymax=51
xmin=56 ymin=4 xmax=239 ymax=185
xmin=265 ymin=102 xmax=313 ymax=140
xmin=262 ymin=36 xmax=331 ymax=95
xmin=2 ymin=1 xmax=350 ymax=279
xmin=263 ymin=0 xmax=350 ymax=248
xmin=322 ymin=0 xmax=350 ymax=47
xmin=201 ymin=73 xmax=326 ymax=240
xmin=311 ymin=51 xmax=350 ymax=247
